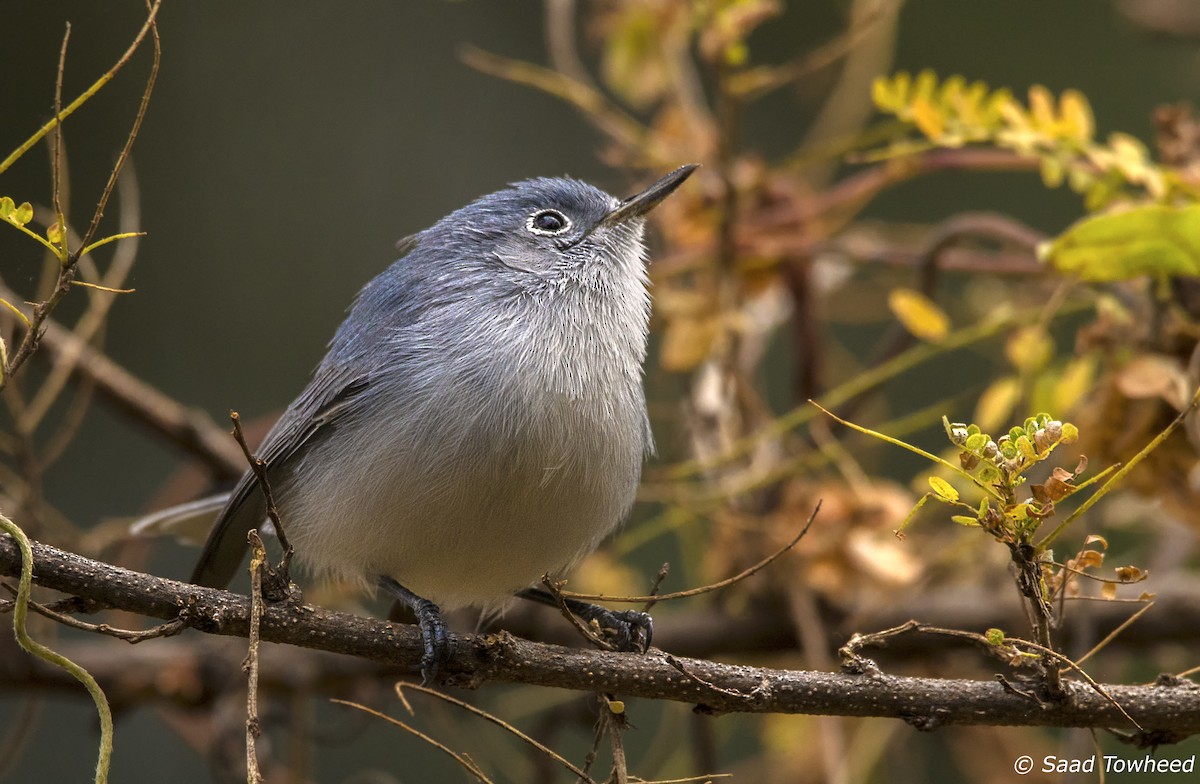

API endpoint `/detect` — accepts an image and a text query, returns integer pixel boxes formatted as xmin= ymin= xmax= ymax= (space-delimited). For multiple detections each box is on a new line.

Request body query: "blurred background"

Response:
xmin=2 ymin=1 xmax=1200 ymax=782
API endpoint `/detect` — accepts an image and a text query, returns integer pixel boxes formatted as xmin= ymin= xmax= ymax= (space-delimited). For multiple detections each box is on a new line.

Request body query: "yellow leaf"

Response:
xmin=912 ymin=69 xmax=938 ymax=104
xmin=1028 ymin=84 xmax=1055 ymax=128
xmin=1053 ymin=354 xmax=1098 ymax=413
xmin=1040 ymin=156 xmax=1064 ymax=188
xmin=974 ymin=378 xmax=1020 ymax=433
xmin=928 ymin=475 xmax=959 ymax=502
xmin=10 ymin=201 xmax=33 ymax=227
xmin=1058 ymin=89 xmax=1094 ymax=142
xmin=887 ymin=288 xmax=949 ymax=342
xmin=911 ymin=97 xmax=944 ymax=139
xmin=47 ymin=221 xmax=64 ymax=245
xmin=1005 ymin=326 xmax=1054 ymax=373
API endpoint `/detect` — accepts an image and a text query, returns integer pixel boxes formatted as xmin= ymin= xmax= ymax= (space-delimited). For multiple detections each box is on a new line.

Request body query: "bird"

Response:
xmin=172 ymin=164 xmax=697 ymax=681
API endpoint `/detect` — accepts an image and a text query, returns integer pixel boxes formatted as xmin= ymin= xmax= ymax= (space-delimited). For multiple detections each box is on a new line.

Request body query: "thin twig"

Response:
xmin=560 ymin=501 xmax=820 ymax=603
xmin=666 ymin=654 xmax=766 ymax=703
xmin=642 ymin=562 xmax=670 ymax=614
xmin=230 ymin=411 xmax=293 ymax=563
xmin=1075 ymin=602 xmax=1156 ymax=667
xmin=51 ymin=24 xmax=70 ymax=242
xmin=71 ymin=1 xmax=160 ymax=265
xmin=841 ymin=621 xmax=1144 ymax=731
xmin=244 ymin=531 xmax=267 ymax=784
xmin=2 ymin=0 xmax=161 ymax=390
xmin=28 ymin=167 xmax=144 ymax=432
xmin=396 ymin=682 xmax=599 ymax=784
xmin=460 ymin=46 xmax=649 ymax=157
xmin=0 ymin=581 xmax=186 ymax=643
xmin=332 ymin=699 xmax=495 ymax=783
xmin=541 ymin=575 xmax=618 ymax=651
xmin=543 ymin=0 xmax=594 ymax=88
xmin=728 ymin=0 xmax=896 ymax=99
xmin=0 ymin=291 xmax=244 ymax=476
xmin=0 ymin=2 xmax=161 ymax=175
xmin=603 ymin=696 xmax=630 ymax=784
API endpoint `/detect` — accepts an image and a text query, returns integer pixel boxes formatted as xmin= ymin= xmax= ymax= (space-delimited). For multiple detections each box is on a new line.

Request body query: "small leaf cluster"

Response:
xmin=945 ymin=413 xmax=1079 ymax=490
xmin=0 ymin=196 xmax=34 ymax=228
xmin=907 ymin=413 xmax=1083 ymax=545
xmin=870 ymin=70 xmax=1199 ymax=211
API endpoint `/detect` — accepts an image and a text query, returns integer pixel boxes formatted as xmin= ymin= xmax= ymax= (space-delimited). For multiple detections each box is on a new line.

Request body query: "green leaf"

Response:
xmin=928 ymin=476 xmax=959 ymax=502
xmin=1040 ymin=203 xmax=1200 ymax=282
xmin=11 ymin=201 xmax=33 ymax=227
xmin=985 ymin=628 xmax=1006 ymax=646
xmin=964 ymin=432 xmax=988 ymax=453
xmin=950 ymin=514 xmax=980 ymax=526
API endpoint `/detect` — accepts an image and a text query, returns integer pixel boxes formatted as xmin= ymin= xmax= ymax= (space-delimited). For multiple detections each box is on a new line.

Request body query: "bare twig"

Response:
xmin=642 ymin=562 xmax=670 ymax=614
xmin=396 ymin=681 xmax=599 ymax=784
xmin=2 ymin=0 xmax=161 ymax=388
xmin=666 ymin=654 xmax=767 ymax=704
xmin=543 ymin=0 xmax=593 ymax=88
xmin=51 ymin=24 xmax=70 ymax=237
xmin=231 ymin=411 xmax=293 ymax=572
xmin=1076 ymin=602 xmax=1157 ymax=667
xmin=0 ymin=293 xmax=244 ymax=477
xmin=29 ymin=167 xmax=144 ymax=435
xmin=603 ymin=696 xmax=629 ymax=784
xmin=0 ymin=581 xmax=185 ymax=643
xmin=560 ymin=502 xmax=819 ymax=603
xmin=332 ymin=699 xmax=495 ymax=783
xmin=541 ymin=575 xmax=618 ymax=651
xmin=244 ymin=531 xmax=267 ymax=784
xmin=460 ymin=46 xmax=649 ymax=158
xmin=71 ymin=1 xmax=160 ymax=264
xmin=841 ymin=621 xmax=1144 ymax=731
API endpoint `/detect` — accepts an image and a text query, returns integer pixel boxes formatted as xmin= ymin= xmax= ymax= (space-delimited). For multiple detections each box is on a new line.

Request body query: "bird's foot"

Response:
xmin=518 ymin=588 xmax=653 ymax=652
xmin=379 ymin=576 xmax=452 ymax=684
xmin=574 ymin=603 xmax=653 ymax=652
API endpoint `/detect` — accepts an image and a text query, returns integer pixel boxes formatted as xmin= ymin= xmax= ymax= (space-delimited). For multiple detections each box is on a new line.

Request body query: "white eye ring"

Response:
xmin=526 ymin=209 xmax=571 ymax=236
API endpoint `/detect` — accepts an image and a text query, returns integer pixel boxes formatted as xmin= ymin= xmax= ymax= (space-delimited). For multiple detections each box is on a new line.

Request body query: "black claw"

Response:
xmin=518 ymin=588 xmax=654 ymax=652
xmin=580 ymin=606 xmax=653 ymax=652
xmin=379 ymin=576 xmax=451 ymax=683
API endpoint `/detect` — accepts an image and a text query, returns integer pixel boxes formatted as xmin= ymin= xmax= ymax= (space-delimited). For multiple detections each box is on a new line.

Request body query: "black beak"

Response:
xmin=599 ymin=164 xmax=699 ymax=228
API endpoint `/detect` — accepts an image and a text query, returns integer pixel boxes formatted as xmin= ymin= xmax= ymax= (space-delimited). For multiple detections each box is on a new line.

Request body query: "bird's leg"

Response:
xmin=378 ymin=576 xmax=450 ymax=683
xmin=518 ymin=588 xmax=653 ymax=652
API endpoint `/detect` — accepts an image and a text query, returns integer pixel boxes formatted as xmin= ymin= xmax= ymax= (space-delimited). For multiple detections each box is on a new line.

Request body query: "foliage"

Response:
xmin=871 ymin=70 xmax=1200 ymax=282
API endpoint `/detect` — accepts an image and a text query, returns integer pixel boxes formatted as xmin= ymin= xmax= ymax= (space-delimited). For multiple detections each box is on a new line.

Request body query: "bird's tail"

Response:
xmin=130 ymin=494 xmax=230 ymax=545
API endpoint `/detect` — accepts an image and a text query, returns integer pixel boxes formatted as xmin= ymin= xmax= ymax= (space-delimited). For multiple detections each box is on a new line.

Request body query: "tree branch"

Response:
xmin=3 ymin=535 xmax=1199 ymax=739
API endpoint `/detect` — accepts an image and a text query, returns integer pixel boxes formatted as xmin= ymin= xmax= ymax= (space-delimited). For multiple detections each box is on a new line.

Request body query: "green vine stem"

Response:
xmin=1 ymin=514 xmax=112 ymax=783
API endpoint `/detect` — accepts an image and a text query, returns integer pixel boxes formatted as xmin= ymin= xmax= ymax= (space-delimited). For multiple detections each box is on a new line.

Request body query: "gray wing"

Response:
xmin=190 ymin=239 xmax=428 ymax=588
xmin=189 ymin=372 xmax=370 ymax=587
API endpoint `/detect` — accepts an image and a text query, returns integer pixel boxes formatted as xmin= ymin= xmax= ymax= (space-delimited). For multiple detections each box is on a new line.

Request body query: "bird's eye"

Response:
xmin=527 ymin=209 xmax=571 ymax=236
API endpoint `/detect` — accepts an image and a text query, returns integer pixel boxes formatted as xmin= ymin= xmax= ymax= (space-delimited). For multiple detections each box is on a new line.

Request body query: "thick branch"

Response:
xmin=3 ymin=535 xmax=1199 ymax=737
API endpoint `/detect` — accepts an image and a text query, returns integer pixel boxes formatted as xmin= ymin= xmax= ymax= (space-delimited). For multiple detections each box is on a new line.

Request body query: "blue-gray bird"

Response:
xmin=180 ymin=165 xmax=698 ymax=679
